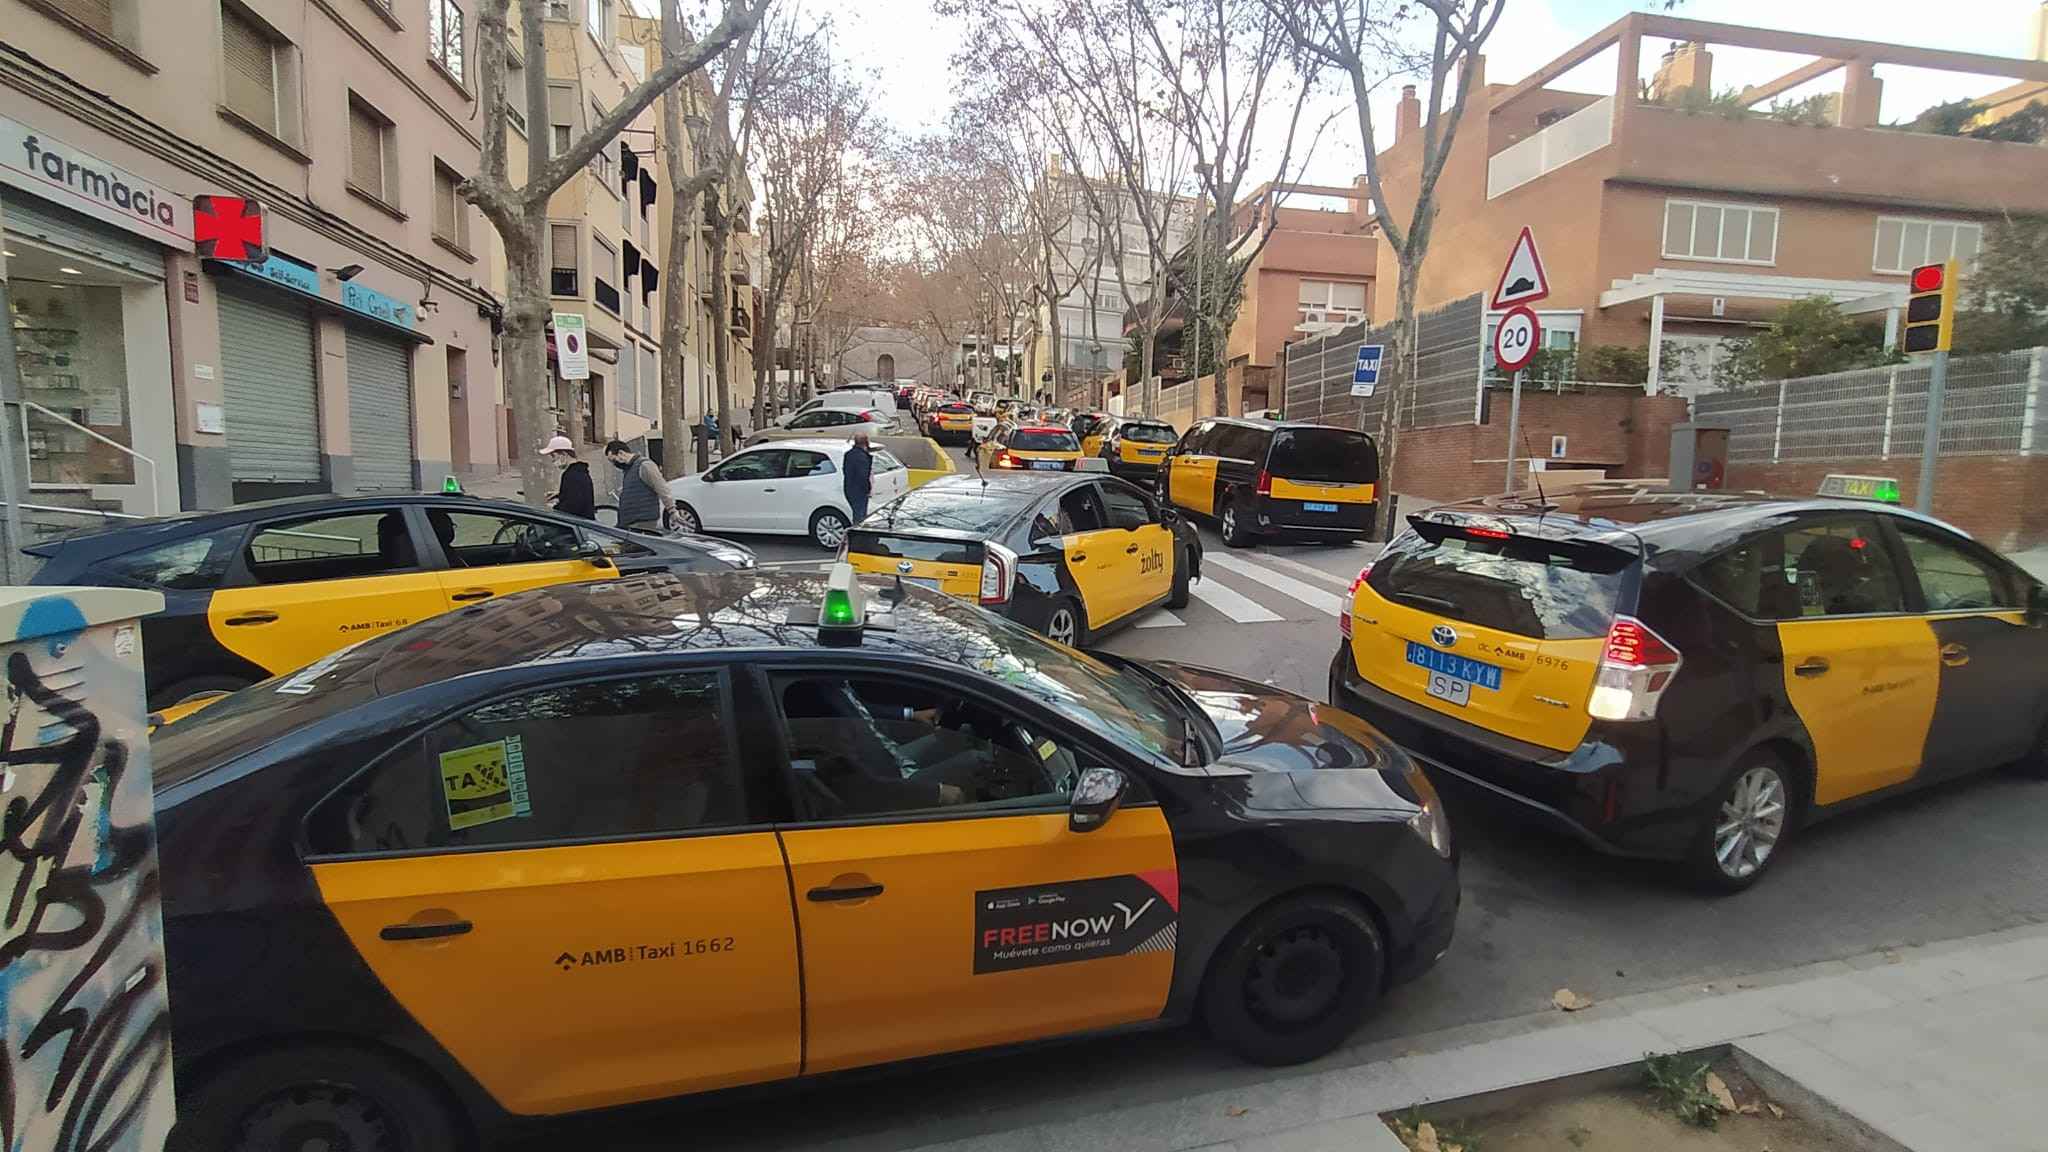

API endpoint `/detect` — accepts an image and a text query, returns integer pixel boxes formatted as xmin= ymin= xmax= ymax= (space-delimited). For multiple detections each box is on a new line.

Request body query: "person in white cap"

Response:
xmin=542 ymin=435 xmax=595 ymax=520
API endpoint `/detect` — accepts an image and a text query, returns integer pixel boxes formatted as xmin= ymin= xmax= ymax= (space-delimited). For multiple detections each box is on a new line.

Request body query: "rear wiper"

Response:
xmin=1392 ymin=590 xmax=1460 ymax=613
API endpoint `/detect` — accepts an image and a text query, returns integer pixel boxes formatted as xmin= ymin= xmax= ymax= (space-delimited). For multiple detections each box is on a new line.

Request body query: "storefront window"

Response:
xmin=10 ymin=279 xmax=136 ymax=485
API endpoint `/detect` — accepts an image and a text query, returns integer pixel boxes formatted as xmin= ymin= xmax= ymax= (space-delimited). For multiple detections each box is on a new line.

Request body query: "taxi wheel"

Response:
xmin=810 ymin=508 xmax=852 ymax=550
xmin=1219 ymin=498 xmax=1253 ymax=549
xmin=1043 ymin=599 xmax=1087 ymax=647
xmin=1202 ymin=893 xmax=1384 ymax=1066
xmin=172 ymin=1045 xmax=463 ymax=1152
xmin=1167 ymin=548 xmax=1192 ymax=608
xmin=1685 ymin=753 xmax=1798 ymax=894
xmin=673 ymin=503 xmax=701 ymax=534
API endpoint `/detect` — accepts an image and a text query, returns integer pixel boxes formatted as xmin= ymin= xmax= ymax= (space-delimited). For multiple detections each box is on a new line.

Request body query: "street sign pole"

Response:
xmin=1504 ymin=370 xmax=1526 ymax=493
xmin=1915 ymin=349 xmax=1951 ymax=515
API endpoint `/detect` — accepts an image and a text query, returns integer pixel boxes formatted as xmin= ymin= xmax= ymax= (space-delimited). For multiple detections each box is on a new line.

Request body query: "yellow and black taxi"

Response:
xmin=977 ymin=422 xmax=1087 ymax=472
xmin=154 ymin=567 xmax=1457 ymax=1150
xmin=845 ymin=472 xmax=1201 ymax=646
xmin=1075 ymin=410 xmax=1117 ymax=457
xmin=1160 ymin=417 xmax=1379 ymax=548
xmin=1103 ymin=417 xmax=1181 ymax=481
xmin=26 ymin=493 xmax=755 ymax=710
xmin=923 ymin=400 xmax=978 ymax=444
xmin=1330 ymin=482 xmax=2048 ymax=893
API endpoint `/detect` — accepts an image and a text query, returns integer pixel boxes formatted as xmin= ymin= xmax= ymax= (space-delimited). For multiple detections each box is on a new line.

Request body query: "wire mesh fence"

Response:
xmin=1282 ymin=295 xmax=1485 ymax=432
xmin=1693 ymin=349 xmax=2046 ymax=464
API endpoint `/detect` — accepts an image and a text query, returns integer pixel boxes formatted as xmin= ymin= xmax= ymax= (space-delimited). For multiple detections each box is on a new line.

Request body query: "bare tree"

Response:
xmin=467 ymin=0 xmax=765 ymax=506
xmin=1273 ymin=0 xmax=1506 ymax=515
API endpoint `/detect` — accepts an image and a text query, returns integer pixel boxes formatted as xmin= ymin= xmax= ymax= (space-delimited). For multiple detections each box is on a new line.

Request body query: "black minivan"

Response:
xmin=1160 ymin=418 xmax=1379 ymax=547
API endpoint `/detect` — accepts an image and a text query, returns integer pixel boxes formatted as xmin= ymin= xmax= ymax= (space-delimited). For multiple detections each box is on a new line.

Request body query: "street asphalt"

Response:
xmin=501 ymin=518 xmax=2048 ymax=1152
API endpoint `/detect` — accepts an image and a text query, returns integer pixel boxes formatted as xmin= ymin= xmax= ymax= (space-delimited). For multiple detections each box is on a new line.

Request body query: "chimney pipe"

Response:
xmin=1396 ymin=85 xmax=1422 ymax=143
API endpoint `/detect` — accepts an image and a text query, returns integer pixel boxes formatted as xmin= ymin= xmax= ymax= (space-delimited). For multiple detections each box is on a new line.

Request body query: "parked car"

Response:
xmin=746 ymin=407 xmax=896 ymax=445
xmin=667 ymin=439 xmax=913 ymax=549
xmin=774 ymin=390 xmax=896 ymax=427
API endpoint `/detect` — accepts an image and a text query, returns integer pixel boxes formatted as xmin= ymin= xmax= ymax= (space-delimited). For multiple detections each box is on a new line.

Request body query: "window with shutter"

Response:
xmin=593 ymin=235 xmax=619 ymax=315
xmin=548 ymin=84 xmax=578 ymax=157
xmin=434 ymin=164 xmax=469 ymax=249
xmin=551 ymin=224 xmax=580 ymax=297
xmin=222 ymin=7 xmax=279 ymax=133
xmin=46 ymin=0 xmax=115 ymax=36
xmin=348 ymin=100 xmax=388 ymax=201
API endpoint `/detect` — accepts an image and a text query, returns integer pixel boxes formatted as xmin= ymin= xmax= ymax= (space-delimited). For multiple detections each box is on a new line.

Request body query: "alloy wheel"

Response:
xmin=1046 ymin=607 xmax=1077 ymax=645
xmin=677 ymin=508 xmax=700 ymax=534
xmin=1221 ymin=504 xmax=1238 ymax=539
xmin=814 ymin=514 xmax=849 ymax=549
xmin=1715 ymin=765 xmax=1788 ymax=879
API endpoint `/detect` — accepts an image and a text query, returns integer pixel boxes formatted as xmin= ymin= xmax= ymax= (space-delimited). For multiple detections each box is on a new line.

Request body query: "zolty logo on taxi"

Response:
xmin=974 ymin=873 xmax=1179 ymax=974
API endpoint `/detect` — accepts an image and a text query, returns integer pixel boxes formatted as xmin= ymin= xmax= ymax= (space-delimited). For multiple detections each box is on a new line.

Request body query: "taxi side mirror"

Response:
xmin=1068 ymin=766 xmax=1128 ymax=833
xmin=578 ymin=539 xmax=616 ymax=568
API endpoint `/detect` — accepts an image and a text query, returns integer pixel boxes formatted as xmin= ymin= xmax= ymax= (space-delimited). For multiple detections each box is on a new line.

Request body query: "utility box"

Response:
xmin=0 ymin=587 xmax=174 ymax=1151
xmin=1669 ymin=422 xmax=1732 ymax=492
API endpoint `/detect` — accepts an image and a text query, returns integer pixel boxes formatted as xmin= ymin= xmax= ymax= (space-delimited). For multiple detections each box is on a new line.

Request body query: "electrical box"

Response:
xmin=1669 ymin=422 xmax=1732 ymax=492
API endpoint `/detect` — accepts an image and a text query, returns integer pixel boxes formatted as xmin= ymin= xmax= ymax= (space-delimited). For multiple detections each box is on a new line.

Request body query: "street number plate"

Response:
xmin=1424 ymin=672 xmax=1474 ymax=707
xmin=1304 ymin=501 xmax=1339 ymax=513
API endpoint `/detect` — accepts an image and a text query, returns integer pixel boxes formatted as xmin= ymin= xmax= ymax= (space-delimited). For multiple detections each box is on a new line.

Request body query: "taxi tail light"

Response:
xmin=995 ymin=451 xmax=1019 ymax=469
xmin=1338 ymin=561 xmax=1374 ymax=639
xmin=1255 ymin=470 xmax=1273 ymax=496
xmin=1587 ymin=615 xmax=1682 ymax=722
xmin=980 ymin=541 xmax=1018 ymax=605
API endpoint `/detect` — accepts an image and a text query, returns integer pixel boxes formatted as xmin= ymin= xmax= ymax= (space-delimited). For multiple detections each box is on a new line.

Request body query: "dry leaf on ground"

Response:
xmin=1705 ymin=1071 xmax=1737 ymax=1112
xmin=1552 ymin=988 xmax=1594 ymax=1012
xmin=1414 ymin=1121 xmax=1441 ymax=1152
xmin=1768 ymin=1102 xmax=1786 ymax=1119
xmin=1224 ymin=1105 xmax=1248 ymax=1118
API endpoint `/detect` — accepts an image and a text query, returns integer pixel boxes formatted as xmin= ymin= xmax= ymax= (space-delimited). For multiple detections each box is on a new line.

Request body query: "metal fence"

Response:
xmin=1692 ymin=348 xmax=2048 ymax=464
xmin=1282 ymin=295 xmax=1485 ymax=432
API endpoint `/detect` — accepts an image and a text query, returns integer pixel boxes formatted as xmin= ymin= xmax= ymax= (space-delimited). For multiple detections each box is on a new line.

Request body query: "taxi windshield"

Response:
xmin=1124 ymin=424 xmax=1178 ymax=444
xmin=1011 ymin=430 xmax=1080 ymax=452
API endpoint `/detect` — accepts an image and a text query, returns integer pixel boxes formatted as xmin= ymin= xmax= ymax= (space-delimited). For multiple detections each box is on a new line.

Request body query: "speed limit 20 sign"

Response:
xmin=1493 ymin=306 xmax=1541 ymax=372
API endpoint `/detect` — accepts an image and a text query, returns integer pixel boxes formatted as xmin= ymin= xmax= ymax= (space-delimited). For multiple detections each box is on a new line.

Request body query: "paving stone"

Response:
xmin=1231 ymin=1115 xmax=1410 ymax=1152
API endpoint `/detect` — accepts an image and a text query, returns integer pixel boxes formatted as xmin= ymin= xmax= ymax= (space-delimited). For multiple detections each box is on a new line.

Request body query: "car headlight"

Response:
xmin=1404 ymin=764 xmax=1453 ymax=858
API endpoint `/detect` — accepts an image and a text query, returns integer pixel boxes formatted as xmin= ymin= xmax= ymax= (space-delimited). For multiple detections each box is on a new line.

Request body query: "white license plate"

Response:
xmin=903 ymin=575 xmax=942 ymax=590
xmin=1030 ymin=459 xmax=1065 ymax=470
xmin=1424 ymin=672 xmax=1474 ymax=707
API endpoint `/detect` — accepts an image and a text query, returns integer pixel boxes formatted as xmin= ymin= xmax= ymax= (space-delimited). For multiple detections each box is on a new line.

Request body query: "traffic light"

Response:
xmin=1902 ymin=260 xmax=1959 ymax=354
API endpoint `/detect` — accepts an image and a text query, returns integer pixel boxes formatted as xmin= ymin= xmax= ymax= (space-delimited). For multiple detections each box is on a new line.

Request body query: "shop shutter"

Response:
xmin=346 ymin=329 xmax=416 ymax=491
xmin=218 ymin=287 xmax=321 ymax=484
xmin=1 ymin=193 xmax=164 ymax=280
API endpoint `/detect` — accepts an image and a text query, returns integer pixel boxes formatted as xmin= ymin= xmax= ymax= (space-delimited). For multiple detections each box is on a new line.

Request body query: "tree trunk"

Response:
xmin=756 ymin=289 xmax=780 ymax=425
xmin=505 ymin=206 xmax=556 ymax=508
xmin=708 ymin=204 xmax=737 ymax=455
xmin=1374 ymin=262 xmax=1422 ymax=537
xmin=1045 ymin=296 xmax=1061 ymax=406
xmin=1138 ymin=312 xmax=1157 ymax=417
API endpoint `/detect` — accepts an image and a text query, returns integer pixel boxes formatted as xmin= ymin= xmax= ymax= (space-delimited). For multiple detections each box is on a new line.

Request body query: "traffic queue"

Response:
xmin=31 ymin=380 xmax=2048 ymax=1152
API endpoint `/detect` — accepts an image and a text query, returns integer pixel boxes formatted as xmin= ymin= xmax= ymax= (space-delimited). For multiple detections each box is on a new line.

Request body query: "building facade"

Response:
xmin=1220 ymin=185 xmax=1378 ymax=415
xmin=3 ymin=0 xmax=502 ymax=515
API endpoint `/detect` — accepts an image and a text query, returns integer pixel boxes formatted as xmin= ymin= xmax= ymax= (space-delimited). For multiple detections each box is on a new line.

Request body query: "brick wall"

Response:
xmin=1393 ymin=390 xmax=1688 ymax=501
xmin=1727 ymin=456 xmax=2048 ymax=553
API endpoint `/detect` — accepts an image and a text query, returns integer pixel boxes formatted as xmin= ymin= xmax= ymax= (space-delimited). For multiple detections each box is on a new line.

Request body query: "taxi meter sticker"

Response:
xmin=974 ymin=872 xmax=1179 ymax=974
xmin=439 ymin=736 xmax=532 ymax=830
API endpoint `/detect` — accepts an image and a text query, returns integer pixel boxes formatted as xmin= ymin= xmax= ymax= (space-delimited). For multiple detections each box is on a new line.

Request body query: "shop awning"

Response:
xmin=205 ymin=260 xmax=435 ymax=345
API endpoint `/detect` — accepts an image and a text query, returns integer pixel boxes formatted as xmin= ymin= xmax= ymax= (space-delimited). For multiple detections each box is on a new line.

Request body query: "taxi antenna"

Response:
xmin=1519 ymin=425 xmax=1550 ymax=529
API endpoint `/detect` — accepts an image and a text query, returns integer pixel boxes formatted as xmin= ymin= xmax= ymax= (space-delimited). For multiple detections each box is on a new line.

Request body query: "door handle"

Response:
xmin=1794 ymin=657 xmax=1830 ymax=677
xmin=1071 ymin=553 xmax=1087 ymax=563
xmin=762 ymin=487 xmax=777 ymax=493
xmin=1126 ymin=544 xmax=1140 ymax=554
xmin=450 ymin=589 xmax=494 ymax=602
xmin=379 ymin=919 xmax=472 ymax=941
xmin=1940 ymin=642 xmax=1971 ymax=667
xmin=807 ymin=883 xmax=884 ymax=903
xmin=223 ymin=612 xmax=279 ymax=626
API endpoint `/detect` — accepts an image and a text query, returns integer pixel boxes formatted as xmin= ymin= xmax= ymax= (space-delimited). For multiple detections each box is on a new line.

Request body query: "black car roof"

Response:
xmin=859 ymin=473 xmax=1080 ymax=540
xmin=1196 ymin=416 xmax=1369 ymax=435
xmin=39 ymin=492 xmax=536 ymax=546
xmin=1416 ymin=482 xmax=1962 ymax=560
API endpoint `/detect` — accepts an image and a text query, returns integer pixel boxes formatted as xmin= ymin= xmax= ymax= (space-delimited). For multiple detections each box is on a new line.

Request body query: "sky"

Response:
xmin=815 ymin=0 xmax=2045 ymax=192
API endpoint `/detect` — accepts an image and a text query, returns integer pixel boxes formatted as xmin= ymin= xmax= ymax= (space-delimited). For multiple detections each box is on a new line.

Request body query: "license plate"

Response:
xmin=1424 ymin=672 xmax=1473 ymax=707
xmin=903 ymin=575 xmax=942 ymax=590
xmin=1030 ymin=459 xmax=1065 ymax=470
xmin=1304 ymin=501 xmax=1339 ymax=513
xmin=1405 ymin=641 xmax=1503 ymax=690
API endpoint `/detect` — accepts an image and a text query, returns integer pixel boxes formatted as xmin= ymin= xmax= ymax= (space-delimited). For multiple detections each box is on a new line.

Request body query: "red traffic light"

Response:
xmin=1911 ymin=264 xmax=1945 ymax=293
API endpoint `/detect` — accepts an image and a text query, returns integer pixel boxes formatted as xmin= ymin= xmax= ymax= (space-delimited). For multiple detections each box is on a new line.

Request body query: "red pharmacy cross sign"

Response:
xmin=193 ymin=196 xmax=269 ymax=263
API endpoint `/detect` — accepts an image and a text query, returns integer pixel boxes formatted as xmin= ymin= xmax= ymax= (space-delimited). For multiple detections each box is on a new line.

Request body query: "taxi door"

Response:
xmin=764 ymin=670 xmax=1178 ymax=1075
xmin=1054 ymin=485 xmax=1125 ymax=627
xmin=1099 ymin=482 xmax=1173 ymax=611
xmin=308 ymin=669 xmax=804 ymax=1114
xmin=1167 ymin=423 xmax=1218 ymax=515
xmin=210 ymin=507 xmax=450 ymax=677
xmin=1892 ymin=522 xmax=2048 ymax=777
xmin=423 ymin=506 xmax=613 ymax=607
xmin=1769 ymin=519 xmax=1939 ymax=805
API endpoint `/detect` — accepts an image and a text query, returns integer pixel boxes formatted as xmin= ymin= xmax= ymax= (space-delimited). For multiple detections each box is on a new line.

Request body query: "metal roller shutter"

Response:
xmin=346 ymin=328 xmax=415 ymax=490
xmin=218 ymin=287 xmax=321 ymax=484
xmin=2 ymin=192 xmax=165 ymax=280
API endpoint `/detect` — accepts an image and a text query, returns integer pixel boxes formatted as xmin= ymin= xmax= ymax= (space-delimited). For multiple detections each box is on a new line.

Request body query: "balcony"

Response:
xmin=729 ymin=299 xmax=751 ymax=338
xmin=594 ymin=278 xmax=621 ymax=317
xmin=551 ymin=268 xmax=579 ymax=297
xmin=1488 ymin=96 xmax=1613 ymax=199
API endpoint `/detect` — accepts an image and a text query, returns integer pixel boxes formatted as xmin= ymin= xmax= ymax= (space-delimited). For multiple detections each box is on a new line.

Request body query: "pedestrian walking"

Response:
xmin=843 ymin=429 xmax=875 ymax=524
xmin=606 ymin=439 xmax=677 ymax=533
xmin=543 ymin=436 xmax=596 ymax=520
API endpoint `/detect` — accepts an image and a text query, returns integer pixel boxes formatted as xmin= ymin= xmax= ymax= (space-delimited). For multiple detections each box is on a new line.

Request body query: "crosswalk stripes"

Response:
xmin=1132 ymin=611 xmax=1186 ymax=629
xmin=1199 ymin=552 xmax=1346 ymax=617
xmin=1186 ymin=579 xmax=1283 ymax=623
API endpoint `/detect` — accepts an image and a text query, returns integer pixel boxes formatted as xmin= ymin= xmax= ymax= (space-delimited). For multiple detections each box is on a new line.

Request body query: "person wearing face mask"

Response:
xmin=606 ymin=439 xmax=677 ymax=533
xmin=542 ymin=435 xmax=596 ymax=520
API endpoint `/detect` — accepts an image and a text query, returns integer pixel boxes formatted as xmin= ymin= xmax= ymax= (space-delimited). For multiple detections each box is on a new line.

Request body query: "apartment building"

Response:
xmin=2 ymin=0 xmax=502 ymax=514
xmin=1368 ymin=13 xmax=2048 ymax=395
xmin=1219 ymin=184 xmax=1378 ymax=414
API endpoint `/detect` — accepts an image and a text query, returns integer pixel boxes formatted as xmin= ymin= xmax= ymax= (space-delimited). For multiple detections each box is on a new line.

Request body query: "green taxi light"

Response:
xmin=443 ymin=475 xmax=463 ymax=494
xmin=823 ymin=589 xmax=856 ymax=625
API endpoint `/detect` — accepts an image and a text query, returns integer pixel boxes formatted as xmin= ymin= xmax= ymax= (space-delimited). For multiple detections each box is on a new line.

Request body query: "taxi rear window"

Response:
xmin=1123 ymin=424 xmax=1178 ymax=444
xmin=1269 ymin=428 xmax=1376 ymax=484
xmin=848 ymin=531 xmax=979 ymax=566
xmin=1011 ymin=430 xmax=1079 ymax=452
xmin=1368 ymin=528 xmax=1633 ymax=641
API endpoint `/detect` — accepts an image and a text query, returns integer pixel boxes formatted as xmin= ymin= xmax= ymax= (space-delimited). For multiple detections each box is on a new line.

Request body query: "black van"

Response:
xmin=1160 ymin=418 xmax=1379 ymax=547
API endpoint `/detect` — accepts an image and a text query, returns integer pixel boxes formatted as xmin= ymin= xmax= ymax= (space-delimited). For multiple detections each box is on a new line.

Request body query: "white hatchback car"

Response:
xmin=667 ymin=439 xmax=910 ymax=549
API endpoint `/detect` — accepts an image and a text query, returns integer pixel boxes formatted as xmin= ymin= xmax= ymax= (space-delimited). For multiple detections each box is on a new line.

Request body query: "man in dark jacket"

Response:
xmin=543 ymin=435 xmax=596 ymax=519
xmin=843 ymin=430 xmax=875 ymax=523
xmin=606 ymin=439 xmax=676 ymax=533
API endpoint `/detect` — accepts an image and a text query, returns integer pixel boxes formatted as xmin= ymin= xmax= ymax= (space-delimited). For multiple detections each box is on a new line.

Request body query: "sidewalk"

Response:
xmin=857 ymin=923 xmax=2048 ymax=1152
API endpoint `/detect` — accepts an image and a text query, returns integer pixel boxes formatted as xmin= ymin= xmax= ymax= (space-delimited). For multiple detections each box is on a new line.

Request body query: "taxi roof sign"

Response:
xmin=1818 ymin=474 xmax=1901 ymax=504
xmin=818 ymin=561 xmax=867 ymax=646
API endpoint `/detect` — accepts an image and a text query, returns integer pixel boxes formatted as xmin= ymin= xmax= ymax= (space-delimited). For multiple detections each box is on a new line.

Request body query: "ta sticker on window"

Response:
xmin=439 ymin=736 xmax=532 ymax=831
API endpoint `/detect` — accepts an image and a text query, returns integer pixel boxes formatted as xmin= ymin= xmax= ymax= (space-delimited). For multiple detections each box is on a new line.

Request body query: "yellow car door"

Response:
xmin=1098 ymin=482 xmax=1174 ymax=611
xmin=1769 ymin=519 xmax=1939 ymax=805
xmin=766 ymin=672 xmax=1178 ymax=1075
xmin=308 ymin=670 xmax=804 ymax=1114
xmin=422 ymin=506 xmax=614 ymax=607
xmin=1167 ymin=423 xmax=1217 ymax=515
xmin=209 ymin=507 xmax=451 ymax=678
xmin=1051 ymin=485 xmax=1122 ymax=628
